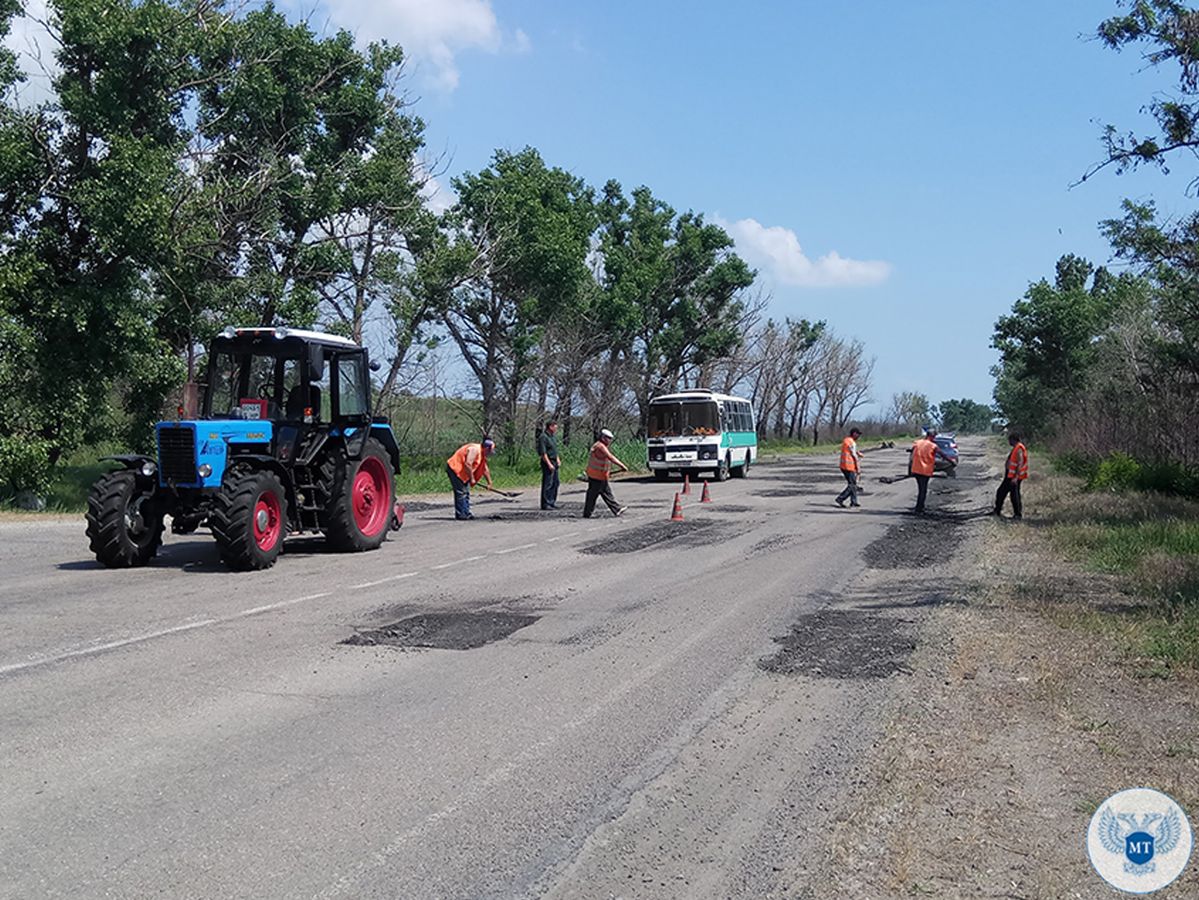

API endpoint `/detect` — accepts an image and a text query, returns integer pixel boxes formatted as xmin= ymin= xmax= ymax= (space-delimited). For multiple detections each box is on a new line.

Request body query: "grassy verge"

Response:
xmin=1023 ymin=451 xmax=1199 ymax=672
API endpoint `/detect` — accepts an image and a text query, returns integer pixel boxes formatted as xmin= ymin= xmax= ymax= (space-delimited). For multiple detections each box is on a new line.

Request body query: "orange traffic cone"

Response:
xmin=701 ymin=480 xmax=712 ymax=503
xmin=670 ymin=492 xmax=685 ymax=521
xmin=681 ymin=473 xmax=691 ymax=495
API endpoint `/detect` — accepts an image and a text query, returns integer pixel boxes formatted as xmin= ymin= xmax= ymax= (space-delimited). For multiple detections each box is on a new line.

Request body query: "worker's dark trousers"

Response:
xmin=836 ymin=469 xmax=860 ymax=506
xmin=447 ymin=465 xmax=472 ymax=519
xmin=994 ymin=477 xmax=1023 ymax=518
xmin=583 ymin=478 xmax=621 ymax=517
xmin=913 ymin=474 xmax=931 ymax=513
xmin=540 ymin=463 xmax=560 ymax=510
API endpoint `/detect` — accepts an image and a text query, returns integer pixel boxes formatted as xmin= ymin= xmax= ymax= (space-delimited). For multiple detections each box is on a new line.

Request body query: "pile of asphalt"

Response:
xmin=759 ymin=609 xmax=917 ymax=679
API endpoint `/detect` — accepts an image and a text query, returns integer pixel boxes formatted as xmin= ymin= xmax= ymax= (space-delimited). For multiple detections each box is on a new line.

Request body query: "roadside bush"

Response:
xmin=1052 ymin=451 xmax=1098 ymax=480
xmin=1087 ymin=451 xmax=1142 ymax=492
xmin=0 ymin=435 xmax=53 ymax=500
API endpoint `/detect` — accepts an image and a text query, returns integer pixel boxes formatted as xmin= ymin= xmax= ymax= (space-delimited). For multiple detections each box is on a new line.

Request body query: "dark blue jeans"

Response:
xmin=447 ymin=465 xmax=472 ymax=519
xmin=540 ymin=463 xmax=560 ymax=509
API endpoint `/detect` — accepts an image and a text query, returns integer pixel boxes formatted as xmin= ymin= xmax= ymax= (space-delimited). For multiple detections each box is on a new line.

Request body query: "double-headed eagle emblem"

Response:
xmin=1098 ymin=805 xmax=1184 ymax=875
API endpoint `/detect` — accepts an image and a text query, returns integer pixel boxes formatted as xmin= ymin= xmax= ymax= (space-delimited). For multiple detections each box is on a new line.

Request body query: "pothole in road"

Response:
xmin=747 ymin=534 xmax=798 ymax=556
xmin=759 ymin=610 xmax=916 ymax=678
xmin=752 ymin=487 xmax=811 ymax=498
xmin=579 ymin=519 xmax=743 ymax=554
xmin=863 ymin=515 xmax=969 ymax=569
xmin=341 ymin=611 xmax=540 ymax=650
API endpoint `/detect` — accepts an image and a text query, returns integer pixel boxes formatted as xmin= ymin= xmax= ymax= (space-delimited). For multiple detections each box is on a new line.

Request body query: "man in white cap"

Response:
xmin=583 ymin=428 xmax=628 ymax=518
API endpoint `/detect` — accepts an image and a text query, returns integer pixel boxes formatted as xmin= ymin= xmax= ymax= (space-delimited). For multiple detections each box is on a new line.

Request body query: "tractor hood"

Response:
xmin=155 ymin=420 xmax=273 ymax=489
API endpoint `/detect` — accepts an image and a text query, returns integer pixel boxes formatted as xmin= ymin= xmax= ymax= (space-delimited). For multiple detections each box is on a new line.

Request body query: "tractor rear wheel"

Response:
xmin=324 ymin=438 xmax=394 ymax=552
xmin=210 ymin=469 xmax=287 ymax=571
xmin=86 ymin=470 xmax=165 ymax=568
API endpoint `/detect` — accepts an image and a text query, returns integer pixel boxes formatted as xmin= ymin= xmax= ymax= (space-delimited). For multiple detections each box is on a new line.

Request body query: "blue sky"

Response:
xmin=389 ymin=0 xmax=1184 ymax=413
xmin=8 ymin=0 xmax=1188 ymax=414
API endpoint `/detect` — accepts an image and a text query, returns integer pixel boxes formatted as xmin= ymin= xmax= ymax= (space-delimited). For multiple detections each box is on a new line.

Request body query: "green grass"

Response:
xmin=1041 ymin=467 xmax=1199 ymax=671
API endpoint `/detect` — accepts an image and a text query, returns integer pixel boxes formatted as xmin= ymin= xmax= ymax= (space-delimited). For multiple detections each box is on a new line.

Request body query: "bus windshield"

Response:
xmin=647 ymin=401 xmax=720 ymax=437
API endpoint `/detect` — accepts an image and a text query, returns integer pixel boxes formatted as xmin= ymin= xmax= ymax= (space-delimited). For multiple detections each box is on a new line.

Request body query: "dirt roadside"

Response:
xmin=803 ymin=443 xmax=1199 ymax=898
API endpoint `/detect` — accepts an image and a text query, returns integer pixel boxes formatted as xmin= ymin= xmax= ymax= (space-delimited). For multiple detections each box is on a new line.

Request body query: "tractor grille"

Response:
xmin=158 ymin=426 xmax=197 ymax=484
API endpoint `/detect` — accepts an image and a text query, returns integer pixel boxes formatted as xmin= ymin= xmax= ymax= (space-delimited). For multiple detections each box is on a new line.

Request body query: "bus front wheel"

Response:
xmin=714 ymin=454 xmax=730 ymax=482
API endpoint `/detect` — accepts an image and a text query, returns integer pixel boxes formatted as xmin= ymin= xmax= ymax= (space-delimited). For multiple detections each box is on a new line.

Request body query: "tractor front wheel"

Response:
xmin=324 ymin=438 xmax=395 ymax=552
xmin=86 ymin=470 xmax=165 ymax=568
xmin=210 ymin=470 xmax=287 ymax=571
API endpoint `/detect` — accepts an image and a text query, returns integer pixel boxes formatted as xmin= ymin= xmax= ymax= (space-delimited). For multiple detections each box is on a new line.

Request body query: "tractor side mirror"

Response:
xmin=307 ymin=345 xmax=324 ymax=383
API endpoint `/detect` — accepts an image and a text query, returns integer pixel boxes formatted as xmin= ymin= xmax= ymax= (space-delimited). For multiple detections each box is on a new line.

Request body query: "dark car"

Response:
xmin=934 ymin=433 xmax=959 ymax=475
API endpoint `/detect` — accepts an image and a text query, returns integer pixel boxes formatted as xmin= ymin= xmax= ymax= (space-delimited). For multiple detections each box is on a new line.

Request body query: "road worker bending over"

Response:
xmin=446 ymin=438 xmax=495 ymax=521
xmin=583 ymin=428 xmax=629 ymax=518
xmin=835 ymin=427 xmax=863 ymax=508
xmin=993 ymin=432 xmax=1028 ymax=519
xmin=909 ymin=430 xmax=950 ymax=515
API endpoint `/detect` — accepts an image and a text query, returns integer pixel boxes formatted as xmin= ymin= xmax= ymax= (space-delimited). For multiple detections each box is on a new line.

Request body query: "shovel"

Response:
xmin=481 ymin=485 xmax=523 ymax=500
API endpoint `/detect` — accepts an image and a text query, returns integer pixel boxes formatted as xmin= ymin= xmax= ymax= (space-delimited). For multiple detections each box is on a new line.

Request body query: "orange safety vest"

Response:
xmin=839 ymin=436 xmax=858 ymax=473
xmin=910 ymin=439 xmax=937 ymax=477
xmin=1006 ymin=442 xmax=1029 ymax=481
xmin=586 ymin=442 xmax=612 ymax=480
xmin=447 ymin=443 xmax=489 ymax=486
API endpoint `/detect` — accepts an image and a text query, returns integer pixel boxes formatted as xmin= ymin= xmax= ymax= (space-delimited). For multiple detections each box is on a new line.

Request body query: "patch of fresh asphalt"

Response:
xmin=758 ymin=609 xmax=917 ymax=678
xmin=342 ymin=610 xmax=541 ymax=650
xmin=0 ymin=439 xmax=993 ymax=898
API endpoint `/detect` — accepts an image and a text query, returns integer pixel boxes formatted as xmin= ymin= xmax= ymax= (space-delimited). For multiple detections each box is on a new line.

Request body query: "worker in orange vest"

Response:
xmin=835 ymin=428 xmax=863 ymax=508
xmin=446 ymin=437 xmax=495 ymax=520
xmin=993 ymin=432 xmax=1028 ymax=519
xmin=583 ymin=428 xmax=629 ymax=518
xmin=908 ymin=430 xmax=950 ymax=514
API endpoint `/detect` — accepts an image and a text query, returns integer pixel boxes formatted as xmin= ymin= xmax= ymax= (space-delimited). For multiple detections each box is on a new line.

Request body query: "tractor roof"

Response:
xmin=214 ymin=327 xmax=362 ymax=353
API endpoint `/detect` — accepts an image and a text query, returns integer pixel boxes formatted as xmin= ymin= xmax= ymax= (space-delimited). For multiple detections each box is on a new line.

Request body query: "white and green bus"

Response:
xmin=645 ymin=389 xmax=758 ymax=481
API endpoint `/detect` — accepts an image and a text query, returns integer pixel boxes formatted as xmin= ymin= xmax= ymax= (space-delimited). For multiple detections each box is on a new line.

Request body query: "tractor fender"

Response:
xmin=369 ymin=424 xmax=402 ymax=475
xmin=223 ymin=455 xmax=299 ymax=523
xmin=101 ymin=454 xmax=156 ymax=470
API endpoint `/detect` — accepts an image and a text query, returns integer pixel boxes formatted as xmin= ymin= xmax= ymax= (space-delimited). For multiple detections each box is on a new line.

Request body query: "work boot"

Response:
xmin=835 ymin=497 xmax=845 ymax=508
xmin=615 ymin=505 xmax=628 ymax=517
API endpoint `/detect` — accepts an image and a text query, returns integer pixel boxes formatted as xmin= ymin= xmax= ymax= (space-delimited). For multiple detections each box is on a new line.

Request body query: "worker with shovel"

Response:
xmin=446 ymin=437 xmax=496 ymax=521
xmin=583 ymin=428 xmax=629 ymax=518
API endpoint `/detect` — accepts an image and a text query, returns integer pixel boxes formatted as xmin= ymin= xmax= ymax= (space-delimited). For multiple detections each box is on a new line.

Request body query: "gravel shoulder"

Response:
xmin=806 ymin=442 xmax=1199 ymax=899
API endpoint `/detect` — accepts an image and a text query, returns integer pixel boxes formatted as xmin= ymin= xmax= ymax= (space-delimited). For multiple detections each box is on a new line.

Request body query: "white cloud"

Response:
xmin=323 ymin=0 xmax=525 ymax=92
xmin=420 ymin=170 xmax=456 ymax=215
xmin=717 ymin=216 xmax=891 ymax=289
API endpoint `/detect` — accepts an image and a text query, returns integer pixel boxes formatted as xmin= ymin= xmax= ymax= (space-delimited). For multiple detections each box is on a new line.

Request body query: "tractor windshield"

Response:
xmin=205 ymin=351 xmax=302 ymax=420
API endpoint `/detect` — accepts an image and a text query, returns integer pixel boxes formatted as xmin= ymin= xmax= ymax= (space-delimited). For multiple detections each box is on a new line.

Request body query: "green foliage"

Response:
xmin=1088 ymin=451 xmax=1143 ymax=492
xmin=937 ymin=397 xmax=993 ymax=433
xmin=0 ymin=434 xmax=53 ymax=498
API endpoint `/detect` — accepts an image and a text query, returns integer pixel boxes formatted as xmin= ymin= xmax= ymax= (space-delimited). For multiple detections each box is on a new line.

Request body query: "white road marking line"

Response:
xmin=0 ymin=591 xmax=335 ymax=678
xmin=349 ymin=572 xmax=418 ymax=590
xmin=544 ymin=537 xmax=562 ymax=543
xmin=493 ymin=543 xmax=537 ymax=555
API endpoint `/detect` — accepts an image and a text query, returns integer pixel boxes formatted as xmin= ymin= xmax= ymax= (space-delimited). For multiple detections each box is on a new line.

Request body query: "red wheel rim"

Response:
xmin=253 ymin=490 xmax=283 ymax=550
xmin=352 ymin=457 xmax=390 ymax=536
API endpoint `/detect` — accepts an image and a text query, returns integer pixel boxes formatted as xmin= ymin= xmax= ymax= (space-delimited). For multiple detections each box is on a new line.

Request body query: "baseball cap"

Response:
xmin=599 ymin=428 xmax=614 ymax=439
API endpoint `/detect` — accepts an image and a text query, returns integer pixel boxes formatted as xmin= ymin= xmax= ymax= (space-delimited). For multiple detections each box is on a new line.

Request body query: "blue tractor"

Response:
xmin=85 ymin=327 xmax=401 ymax=571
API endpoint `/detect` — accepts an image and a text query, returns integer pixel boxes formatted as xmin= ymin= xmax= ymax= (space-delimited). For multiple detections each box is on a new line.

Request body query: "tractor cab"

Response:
xmin=87 ymin=327 xmax=402 ymax=572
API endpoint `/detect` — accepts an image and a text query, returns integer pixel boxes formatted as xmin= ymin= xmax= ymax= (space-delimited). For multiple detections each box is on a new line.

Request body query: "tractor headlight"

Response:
xmin=198 ymin=464 xmax=213 ymax=478
xmin=140 ymin=461 xmax=157 ymax=477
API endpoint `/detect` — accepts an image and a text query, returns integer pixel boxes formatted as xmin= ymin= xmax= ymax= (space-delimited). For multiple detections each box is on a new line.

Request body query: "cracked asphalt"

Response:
xmin=0 ymin=438 xmax=992 ymax=899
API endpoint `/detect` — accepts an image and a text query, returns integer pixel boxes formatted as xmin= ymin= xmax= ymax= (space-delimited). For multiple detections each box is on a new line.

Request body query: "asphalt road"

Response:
xmin=0 ymin=439 xmax=990 ymax=899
